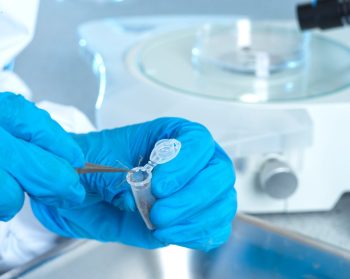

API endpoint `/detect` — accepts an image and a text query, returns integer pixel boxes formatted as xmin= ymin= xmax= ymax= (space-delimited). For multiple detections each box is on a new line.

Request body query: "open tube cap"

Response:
xmin=150 ymin=139 xmax=181 ymax=165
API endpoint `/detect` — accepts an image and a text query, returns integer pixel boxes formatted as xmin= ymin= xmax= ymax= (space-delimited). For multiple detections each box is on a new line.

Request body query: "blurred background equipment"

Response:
xmin=297 ymin=0 xmax=350 ymax=30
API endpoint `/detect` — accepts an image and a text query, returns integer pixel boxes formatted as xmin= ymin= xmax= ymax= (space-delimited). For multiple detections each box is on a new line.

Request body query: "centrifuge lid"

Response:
xmin=135 ymin=24 xmax=350 ymax=103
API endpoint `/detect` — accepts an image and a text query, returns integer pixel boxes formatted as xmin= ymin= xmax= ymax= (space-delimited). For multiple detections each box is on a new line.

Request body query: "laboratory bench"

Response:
xmin=9 ymin=0 xmax=350 ymax=276
xmin=2 ymin=214 xmax=349 ymax=279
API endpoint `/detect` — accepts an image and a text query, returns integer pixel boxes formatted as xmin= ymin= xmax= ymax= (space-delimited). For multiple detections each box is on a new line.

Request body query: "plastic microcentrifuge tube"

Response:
xmin=126 ymin=139 xmax=181 ymax=230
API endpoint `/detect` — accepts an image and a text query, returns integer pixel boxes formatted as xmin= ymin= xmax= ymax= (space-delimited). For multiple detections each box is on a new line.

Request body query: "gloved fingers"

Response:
xmin=0 ymin=92 xmax=84 ymax=167
xmin=0 ymin=127 xmax=85 ymax=208
xmin=152 ymin=120 xmax=216 ymax=198
xmin=77 ymin=169 xmax=136 ymax=211
xmin=72 ymin=132 xmax=136 ymax=211
xmin=167 ymin=224 xmax=232 ymax=251
xmin=31 ymin=200 xmax=165 ymax=249
xmin=153 ymin=193 xmax=236 ymax=250
xmin=0 ymin=169 xmax=25 ymax=221
xmin=110 ymin=187 xmax=136 ymax=212
xmin=151 ymin=147 xmax=235 ymax=228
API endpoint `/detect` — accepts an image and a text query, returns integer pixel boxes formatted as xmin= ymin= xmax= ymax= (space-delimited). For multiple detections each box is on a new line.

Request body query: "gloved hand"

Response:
xmin=32 ymin=118 xmax=237 ymax=251
xmin=0 ymin=92 xmax=86 ymax=222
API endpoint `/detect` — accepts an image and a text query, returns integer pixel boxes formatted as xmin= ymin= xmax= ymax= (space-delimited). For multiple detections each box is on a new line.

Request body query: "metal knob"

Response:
xmin=258 ymin=158 xmax=298 ymax=199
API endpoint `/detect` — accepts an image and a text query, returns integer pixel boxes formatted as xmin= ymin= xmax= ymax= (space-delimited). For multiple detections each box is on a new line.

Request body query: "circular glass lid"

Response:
xmin=136 ymin=22 xmax=350 ymax=103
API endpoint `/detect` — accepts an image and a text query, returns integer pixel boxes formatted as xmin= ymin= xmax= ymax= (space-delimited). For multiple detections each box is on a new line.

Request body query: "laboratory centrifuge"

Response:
xmin=78 ymin=16 xmax=350 ymax=213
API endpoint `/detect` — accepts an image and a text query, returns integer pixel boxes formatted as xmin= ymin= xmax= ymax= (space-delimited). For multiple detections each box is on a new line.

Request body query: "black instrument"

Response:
xmin=297 ymin=0 xmax=350 ymax=30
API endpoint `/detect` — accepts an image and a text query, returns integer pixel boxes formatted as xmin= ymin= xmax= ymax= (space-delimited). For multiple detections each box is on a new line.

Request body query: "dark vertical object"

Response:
xmin=297 ymin=0 xmax=350 ymax=30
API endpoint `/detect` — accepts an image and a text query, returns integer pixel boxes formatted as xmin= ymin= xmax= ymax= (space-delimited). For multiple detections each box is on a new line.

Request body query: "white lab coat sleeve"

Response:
xmin=0 ymin=197 xmax=58 ymax=273
xmin=0 ymin=0 xmax=39 ymax=99
xmin=37 ymin=101 xmax=96 ymax=134
xmin=0 ymin=71 xmax=32 ymax=99
xmin=0 ymin=0 xmax=39 ymax=68
xmin=0 ymin=101 xmax=96 ymax=273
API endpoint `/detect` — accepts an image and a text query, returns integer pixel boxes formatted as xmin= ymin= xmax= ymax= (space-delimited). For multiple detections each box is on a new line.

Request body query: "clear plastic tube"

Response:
xmin=126 ymin=139 xmax=181 ymax=230
xmin=127 ymin=167 xmax=155 ymax=229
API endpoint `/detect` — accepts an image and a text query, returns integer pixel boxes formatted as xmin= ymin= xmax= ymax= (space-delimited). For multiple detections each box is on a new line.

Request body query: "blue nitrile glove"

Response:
xmin=32 ymin=118 xmax=237 ymax=251
xmin=0 ymin=92 xmax=85 ymax=222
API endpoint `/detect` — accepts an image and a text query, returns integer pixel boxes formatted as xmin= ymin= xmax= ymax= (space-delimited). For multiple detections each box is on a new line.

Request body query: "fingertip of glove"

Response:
xmin=151 ymin=180 xmax=167 ymax=198
xmin=149 ymin=202 xmax=173 ymax=228
xmin=0 ymin=171 xmax=25 ymax=219
xmin=151 ymin=233 xmax=169 ymax=248
xmin=48 ymin=180 xmax=86 ymax=208
xmin=212 ymin=224 xmax=233 ymax=251
xmin=69 ymin=182 xmax=86 ymax=204
xmin=0 ymin=214 xmax=15 ymax=222
xmin=112 ymin=191 xmax=136 ymax=212
xmin=56 ymin=165 xmax=86 ymax=203
xmin=152 ymin=178 xmax=178 ymax=199
xmin=57 ymin=133 xmax=85 ymax=168
xmin=69 ymin=147 xmax=85 ymax=168
xmin=0 ymin=207 xmax=20 ymax=222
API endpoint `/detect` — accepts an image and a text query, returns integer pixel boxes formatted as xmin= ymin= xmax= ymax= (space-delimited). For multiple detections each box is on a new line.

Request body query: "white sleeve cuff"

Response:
xmin=0 ymin=196 xmax=59 ymax=273
xmin=0 ymin=71 xmax=32 ymax=99
xmin=37 ymin=101 xmax=96 ymax=133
